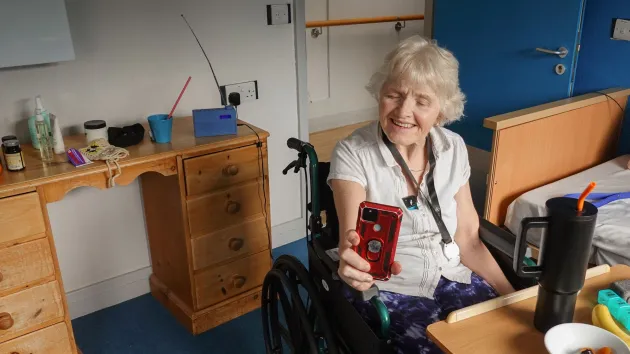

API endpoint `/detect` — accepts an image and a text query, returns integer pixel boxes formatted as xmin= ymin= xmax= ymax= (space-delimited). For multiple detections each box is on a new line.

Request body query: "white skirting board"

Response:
xmin=67 ymin=217 xmax=307 ymax=320
xmin=271 ymin=216 xmax=307 ymax=249
xmin=67 ymin=266 xmax=152 ymax=320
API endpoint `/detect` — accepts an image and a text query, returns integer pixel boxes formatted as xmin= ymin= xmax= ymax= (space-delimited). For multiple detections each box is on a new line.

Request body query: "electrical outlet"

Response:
xmin=220 ymin=80 xmax=259 ymax=106
xmin=267 ymin=4 xmax=291 ymax=25
xmin=613 ymin=19 xmax=630 ymax=41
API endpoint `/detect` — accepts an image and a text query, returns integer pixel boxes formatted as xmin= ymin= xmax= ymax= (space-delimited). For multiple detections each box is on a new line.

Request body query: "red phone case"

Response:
xmin=353 ymin=201 xmax=403 ymax=281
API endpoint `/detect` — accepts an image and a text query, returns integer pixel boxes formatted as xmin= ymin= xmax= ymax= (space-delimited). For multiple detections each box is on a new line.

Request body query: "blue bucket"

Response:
xmin=147 ymin=114 xmax=173 ymax=143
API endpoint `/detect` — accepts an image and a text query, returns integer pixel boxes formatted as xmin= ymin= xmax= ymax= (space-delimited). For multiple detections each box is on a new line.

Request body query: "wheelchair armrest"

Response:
xmin=348 ymin=283 xmax=380 ymax=302
xmin=310 ymin=235 xmax=391 ymax=337
xmin=311 ymin=236 xmax=382 ymax=301
xmin=479 ymin=218 xmax=516 ymax=261
xmin=479 ymin=218 xmax=538 ymax=290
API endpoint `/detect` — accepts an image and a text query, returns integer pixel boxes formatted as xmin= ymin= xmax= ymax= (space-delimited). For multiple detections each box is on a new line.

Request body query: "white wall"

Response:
xmin=306 ymin=0 xmax=425 ymax=132
xmin=0 ymin=0 xmax=303 ymax=318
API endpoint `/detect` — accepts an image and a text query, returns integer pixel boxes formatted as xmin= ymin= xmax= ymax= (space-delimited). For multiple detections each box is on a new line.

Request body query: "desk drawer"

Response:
xmin=187 ymin=181 xmax=265 ymax=237
xmin=0 ymin=193 xmax=46 ymax=248
xmin=0 ymin=322 xmax=72 ymax=353
xmin=0 ymin=239 xmax=55 ymax=295
xmin=184 ymin=145 xmax=265 ymax=196
xmin=191 ymin=217 xmax=269 ymax=270
xmin=0 ymin=281 xmax=64 ymax=343
xmin=194 ymin=250 xmax=271 ymax=309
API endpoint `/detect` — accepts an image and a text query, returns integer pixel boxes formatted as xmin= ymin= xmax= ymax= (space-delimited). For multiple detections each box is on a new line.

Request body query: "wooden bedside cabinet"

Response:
xmin=141 ymin=124 xmax=272 ymax=335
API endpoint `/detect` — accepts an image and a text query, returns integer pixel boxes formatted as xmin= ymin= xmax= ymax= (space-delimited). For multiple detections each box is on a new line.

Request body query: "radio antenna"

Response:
xmin=181 ymin=14 xmax=226 ymax=105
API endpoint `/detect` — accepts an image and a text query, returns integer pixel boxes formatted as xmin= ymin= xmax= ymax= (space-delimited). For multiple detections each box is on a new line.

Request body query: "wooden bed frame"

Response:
xmin=309 ymin=120 xmax=372 ymax=162
xmin=483 ymin=87 xmax=630 ymax=227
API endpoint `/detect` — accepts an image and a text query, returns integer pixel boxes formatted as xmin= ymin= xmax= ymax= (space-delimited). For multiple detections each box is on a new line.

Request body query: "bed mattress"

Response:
xmin=504 ymin=154 xmax=630 ymax=266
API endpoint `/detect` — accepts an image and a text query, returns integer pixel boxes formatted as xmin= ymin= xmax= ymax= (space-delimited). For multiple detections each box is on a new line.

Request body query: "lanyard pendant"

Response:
xmin=402 ymin=196 xmax=419 ymax=210
xmin=443 ymin=241 xmax=460 ymax=265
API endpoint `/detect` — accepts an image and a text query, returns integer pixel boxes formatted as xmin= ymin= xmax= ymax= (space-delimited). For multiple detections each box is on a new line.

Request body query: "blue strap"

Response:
xmin=563 ymin=192 xmax=630 ymax=207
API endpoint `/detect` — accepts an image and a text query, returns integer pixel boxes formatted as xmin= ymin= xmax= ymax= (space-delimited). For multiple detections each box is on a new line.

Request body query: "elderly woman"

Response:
xmin=327 ymin=35 xmax=515 ymax=353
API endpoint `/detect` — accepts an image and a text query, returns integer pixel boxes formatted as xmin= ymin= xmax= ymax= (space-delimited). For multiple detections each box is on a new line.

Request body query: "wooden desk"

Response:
xmin=427 ymin=265 xmax=630 ymax=354
xmin=0 ymin=117 xmax=272 ymax=353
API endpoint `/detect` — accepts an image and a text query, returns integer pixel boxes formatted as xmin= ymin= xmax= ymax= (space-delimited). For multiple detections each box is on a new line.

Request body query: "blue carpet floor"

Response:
xmin=72 ymin=237 xmax=308 ymax=354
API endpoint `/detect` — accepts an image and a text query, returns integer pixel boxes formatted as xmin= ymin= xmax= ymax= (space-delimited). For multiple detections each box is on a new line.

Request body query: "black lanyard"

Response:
xmin=381 ymin=128 xmax=453 ymax=245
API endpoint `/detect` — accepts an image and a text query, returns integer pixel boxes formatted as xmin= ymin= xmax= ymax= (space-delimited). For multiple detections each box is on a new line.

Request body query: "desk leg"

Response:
xmin=37 ymin=186 xmax=80 ymax=354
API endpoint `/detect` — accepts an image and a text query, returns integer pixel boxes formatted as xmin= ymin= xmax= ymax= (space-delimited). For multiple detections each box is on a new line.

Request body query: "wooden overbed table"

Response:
xmin=427 ymin=265 xmax=630 ymax=354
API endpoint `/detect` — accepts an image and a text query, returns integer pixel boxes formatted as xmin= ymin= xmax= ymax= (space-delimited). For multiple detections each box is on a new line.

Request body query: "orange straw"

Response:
xmin=577 ymin=181 xmax=597 ymax=212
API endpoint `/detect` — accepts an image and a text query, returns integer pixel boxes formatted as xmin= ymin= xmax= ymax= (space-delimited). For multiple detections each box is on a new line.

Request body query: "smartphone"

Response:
xmin=353 ymin=201 xmax=403 ymax=281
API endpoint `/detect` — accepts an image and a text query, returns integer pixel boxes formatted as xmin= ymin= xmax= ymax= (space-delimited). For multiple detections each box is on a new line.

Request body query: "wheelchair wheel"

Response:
xmin=262 ymin=255 xmax=339 ymax=354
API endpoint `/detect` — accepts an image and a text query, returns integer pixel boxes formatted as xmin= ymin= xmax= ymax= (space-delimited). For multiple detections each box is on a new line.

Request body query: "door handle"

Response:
xmin=535 ymin=46 xmax=568 ymax=58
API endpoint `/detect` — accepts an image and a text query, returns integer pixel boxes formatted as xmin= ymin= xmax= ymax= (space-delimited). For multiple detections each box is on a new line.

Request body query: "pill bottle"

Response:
xmin=4 ymin=139 xmax=26 ymax=172
xmin=1 ymin=135 xmax=18 ymax=173
xmin=84 ymin=120 xmax=108 ymax=143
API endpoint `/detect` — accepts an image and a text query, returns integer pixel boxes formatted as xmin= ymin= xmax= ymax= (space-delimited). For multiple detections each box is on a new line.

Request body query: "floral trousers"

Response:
xmin=348 ymin=273 xmax=498 ymax=354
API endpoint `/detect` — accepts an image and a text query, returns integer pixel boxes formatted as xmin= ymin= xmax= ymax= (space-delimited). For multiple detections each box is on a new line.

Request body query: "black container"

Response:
xmin=514 ymin=196 xmax=597 ymax=333
xmin=1 ymin=135 xmax=17 ymax=151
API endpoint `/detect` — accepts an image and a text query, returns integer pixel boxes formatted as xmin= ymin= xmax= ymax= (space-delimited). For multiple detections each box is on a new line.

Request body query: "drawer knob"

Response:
xmin=233 ymin=275 xmax=247 ymax=289
xmin=223 ymin=165 xmax=239 ymax=176
xmin=0 ymin=312 xmax=14 ymax=330
xmin=226 ymin=201 xmax=241 ymax=214
xmin=229 ymin=238 xmax=244 ymax=251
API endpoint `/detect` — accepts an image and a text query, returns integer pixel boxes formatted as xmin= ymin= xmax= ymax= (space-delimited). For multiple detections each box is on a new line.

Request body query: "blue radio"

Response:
xmin=192 ymin=106 xmax=237 ymax=137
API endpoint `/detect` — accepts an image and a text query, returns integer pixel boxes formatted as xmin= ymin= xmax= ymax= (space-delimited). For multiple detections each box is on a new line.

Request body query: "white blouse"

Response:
xmin=327 ymin=120 xmax=473 ymax=299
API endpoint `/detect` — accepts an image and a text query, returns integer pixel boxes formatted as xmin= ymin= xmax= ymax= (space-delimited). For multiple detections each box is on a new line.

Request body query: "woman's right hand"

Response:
xmin=337 ymin=230 xmax=402 ymax=291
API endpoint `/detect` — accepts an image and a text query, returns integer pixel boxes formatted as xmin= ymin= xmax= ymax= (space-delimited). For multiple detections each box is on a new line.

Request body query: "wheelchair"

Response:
xmin=261 ymin=137 xmax=539 ymax=354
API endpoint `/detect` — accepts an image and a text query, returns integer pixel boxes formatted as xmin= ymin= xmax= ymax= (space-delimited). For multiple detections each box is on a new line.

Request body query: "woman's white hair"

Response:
xmin=366 ymin=35 xmax=466 ymax=125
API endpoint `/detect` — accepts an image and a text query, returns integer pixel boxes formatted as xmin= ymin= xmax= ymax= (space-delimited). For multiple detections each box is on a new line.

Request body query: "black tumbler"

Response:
xmin=514 ymin=196 xmax=597 ymax=333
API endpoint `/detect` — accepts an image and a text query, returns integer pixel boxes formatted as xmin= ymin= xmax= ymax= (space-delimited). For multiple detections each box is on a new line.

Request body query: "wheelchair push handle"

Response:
xmin=283 ymin=137 xmax=322 ymax=240
xmin=287 ymin=137 xmax=306 ymax=151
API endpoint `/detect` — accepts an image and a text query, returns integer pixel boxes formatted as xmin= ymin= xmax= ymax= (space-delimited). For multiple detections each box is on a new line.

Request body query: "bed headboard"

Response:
xmin=483 ymin=88 xmax=630 ymax=225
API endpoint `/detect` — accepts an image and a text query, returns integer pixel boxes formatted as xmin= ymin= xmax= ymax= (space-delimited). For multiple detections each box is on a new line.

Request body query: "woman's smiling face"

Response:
xmin=378 ymin=81 xmax=442 ymax=147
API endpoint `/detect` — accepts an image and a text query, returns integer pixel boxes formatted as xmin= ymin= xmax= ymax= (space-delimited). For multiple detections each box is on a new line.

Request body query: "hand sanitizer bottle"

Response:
xmin=35 ymin=109 xmax=53 ymax=162
xmin=28 ymin=96 xmax=51 ymax=149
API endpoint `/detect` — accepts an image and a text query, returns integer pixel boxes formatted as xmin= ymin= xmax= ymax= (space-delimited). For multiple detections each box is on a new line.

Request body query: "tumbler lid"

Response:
xmin=546 ymin=197 xmax=597 ymax=219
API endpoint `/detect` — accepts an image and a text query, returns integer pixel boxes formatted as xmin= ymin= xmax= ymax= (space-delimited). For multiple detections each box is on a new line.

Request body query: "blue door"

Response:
xmin=433 ymin=0 xmax=586 ymax=151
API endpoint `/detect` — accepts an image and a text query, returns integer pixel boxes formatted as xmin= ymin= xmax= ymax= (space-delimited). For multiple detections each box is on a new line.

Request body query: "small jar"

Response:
xmin=4 ymin=139 xmax=26 ymax=172
xmin=84 ymin=120 xmax=108 ymax=143
xmin=1 ymin=135 xmax=17 ymax=172
xmin=1 ymin=135 xmax=17 ymax=152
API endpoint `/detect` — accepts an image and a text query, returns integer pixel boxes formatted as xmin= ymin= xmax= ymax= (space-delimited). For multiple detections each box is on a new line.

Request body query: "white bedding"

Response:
xmin=505 ymin=154 xmax=630 ymax=266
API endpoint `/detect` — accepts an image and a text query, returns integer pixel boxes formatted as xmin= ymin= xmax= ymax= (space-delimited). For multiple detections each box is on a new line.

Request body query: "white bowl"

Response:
xmin=545 ymin=323 xmax=630 ymax=354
